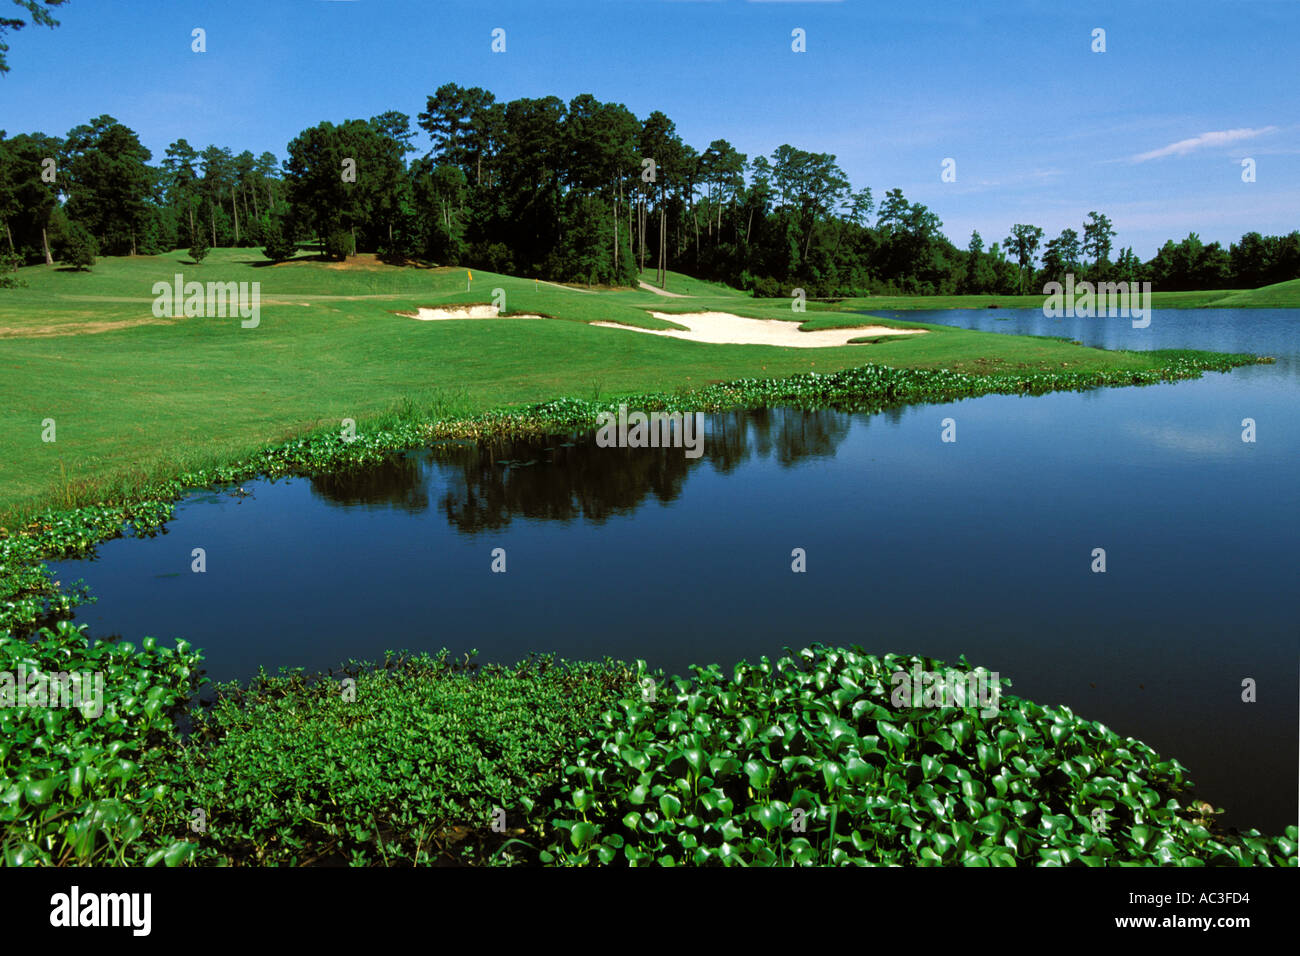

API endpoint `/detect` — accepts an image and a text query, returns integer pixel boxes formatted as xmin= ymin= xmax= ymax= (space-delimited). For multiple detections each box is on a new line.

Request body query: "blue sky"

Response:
xmin=2 ymin=0 xmax=1296 ymax=258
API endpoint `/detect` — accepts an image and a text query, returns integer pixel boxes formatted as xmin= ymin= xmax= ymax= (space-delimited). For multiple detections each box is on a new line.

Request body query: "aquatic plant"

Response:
xmin=160 ymin=651 xmax=635 ymax=866
xmin=3 ymin=636 xmax=1293 ymax=866
xmin=0 ymin=621 xmax=203 ymax=866
xmin=0 ymin=500 xmax=173 ymax=633
xmin=533 ymin=645 xmax=1296 ymax=867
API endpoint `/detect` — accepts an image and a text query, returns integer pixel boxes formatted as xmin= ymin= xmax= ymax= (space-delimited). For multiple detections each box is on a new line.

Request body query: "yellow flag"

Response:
xmin=467 ymin=270 xmax=473 ymax=282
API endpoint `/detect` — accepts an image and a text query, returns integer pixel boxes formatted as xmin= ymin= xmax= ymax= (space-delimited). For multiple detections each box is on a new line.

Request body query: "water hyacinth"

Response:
xmin=532 ymin=646 xmax=1297 ymax=867
xmin=0 ymin=621 xmax=203 ymax=866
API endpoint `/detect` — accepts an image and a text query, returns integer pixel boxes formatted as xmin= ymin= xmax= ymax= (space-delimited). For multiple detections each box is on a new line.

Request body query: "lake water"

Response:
xmin=52 ymin=308 xmax=1298 ymax=833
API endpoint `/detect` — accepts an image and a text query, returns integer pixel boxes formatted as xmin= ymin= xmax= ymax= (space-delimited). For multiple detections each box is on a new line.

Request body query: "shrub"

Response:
xmin=61 ymin=222 xmax=97 ymax=271
xmin=261 ymin=219 xmax=296 ymax=262
xmin=0 ymin=251 xmax=24 ymax=288
xmin=377 ymin=214 xmax=419 ymax=265
xmin=471 ymin=241 xmax=513 ymax=275
xmin=322 ymin=228 xmax=354 ymax=261
xmin=188 ymin=227 xmax=210 ymax=264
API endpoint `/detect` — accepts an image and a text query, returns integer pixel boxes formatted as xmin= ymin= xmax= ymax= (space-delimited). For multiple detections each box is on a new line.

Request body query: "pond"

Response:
xmin=52 ymin=307 xmax=1299 ymax=832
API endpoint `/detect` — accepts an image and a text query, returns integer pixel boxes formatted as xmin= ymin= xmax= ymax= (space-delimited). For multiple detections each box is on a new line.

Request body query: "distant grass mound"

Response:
xmin=1209 ymin=278 xmax=1300 ymax=308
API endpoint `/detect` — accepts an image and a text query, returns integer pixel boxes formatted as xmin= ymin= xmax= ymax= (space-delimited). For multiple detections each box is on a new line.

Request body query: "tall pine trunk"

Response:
xmin=657 ymin=206 xmax=665 ymax=287
xmin=42 ymin=226 xmax=53 ymax=265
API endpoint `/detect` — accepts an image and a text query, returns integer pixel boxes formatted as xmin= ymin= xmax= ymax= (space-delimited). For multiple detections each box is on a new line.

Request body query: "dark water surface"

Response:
xmin=53 ymin=308 xmax=1298 ymax=832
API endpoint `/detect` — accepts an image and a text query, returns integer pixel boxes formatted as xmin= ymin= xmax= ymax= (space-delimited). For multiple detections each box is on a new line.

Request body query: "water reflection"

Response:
xmin=310 ymin=455 xmax=430 ymax=513
xmin=308 ymin=407 xmax=854 ymax=531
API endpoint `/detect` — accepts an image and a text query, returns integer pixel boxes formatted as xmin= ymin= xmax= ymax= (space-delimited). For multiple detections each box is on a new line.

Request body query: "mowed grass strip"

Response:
xmin=0 ymin=249 xmax=1261 ymax=521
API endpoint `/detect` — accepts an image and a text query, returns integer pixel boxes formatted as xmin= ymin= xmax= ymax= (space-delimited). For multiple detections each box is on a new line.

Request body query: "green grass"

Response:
xmin=634 ymin=267 xmax=750 ymax=298
xmin=0 ymin=248 xmax=1275 ymax=523
xmin=1208 ymin=278 xmax=1300 ymax=308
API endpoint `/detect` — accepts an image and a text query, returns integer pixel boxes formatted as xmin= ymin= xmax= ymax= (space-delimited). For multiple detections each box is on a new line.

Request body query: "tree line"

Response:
xmin=2 ymin=83 xmax=1298 ymax=295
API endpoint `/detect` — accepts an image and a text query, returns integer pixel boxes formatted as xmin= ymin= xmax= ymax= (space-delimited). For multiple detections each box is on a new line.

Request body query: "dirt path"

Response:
xmin=638 ymin=281 xmax=689 ymax=298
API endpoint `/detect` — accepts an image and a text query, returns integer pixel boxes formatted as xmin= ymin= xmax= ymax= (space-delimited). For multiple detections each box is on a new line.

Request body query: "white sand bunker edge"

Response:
xmin=592 ymin=311 xmax=928 ymax=347
xmin=399 ymin=305 xmax=546 ymax=320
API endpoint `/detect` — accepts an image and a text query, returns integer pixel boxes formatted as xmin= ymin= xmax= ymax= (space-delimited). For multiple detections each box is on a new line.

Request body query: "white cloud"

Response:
xmin=1130 ymin=127 xmax=1278 ymax=163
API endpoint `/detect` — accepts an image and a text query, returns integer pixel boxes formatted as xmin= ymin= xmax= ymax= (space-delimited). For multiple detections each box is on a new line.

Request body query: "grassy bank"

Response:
xmin=4 ymin=627 xmax=1294 ymax=866
xmin=0 ymin=249 xmax=1279 ymax=523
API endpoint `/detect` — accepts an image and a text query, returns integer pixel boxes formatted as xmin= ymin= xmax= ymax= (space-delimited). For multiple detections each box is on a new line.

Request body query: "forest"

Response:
xmin=3 ymin=83 xmax=1299 ymax=295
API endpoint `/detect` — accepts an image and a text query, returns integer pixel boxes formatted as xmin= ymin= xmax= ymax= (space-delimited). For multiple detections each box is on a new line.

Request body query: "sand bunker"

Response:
xmin=400 ymin=305 xmax=545 ymax=320
xmin=592 ymin=311 xmax=927 ymax=347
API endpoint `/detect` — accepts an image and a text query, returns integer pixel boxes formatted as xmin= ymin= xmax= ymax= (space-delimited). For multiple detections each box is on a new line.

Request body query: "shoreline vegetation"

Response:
xmin=1 ymin=252 xmax=1292 ymax=866
xmin=4 ymin=630 xmax=1296 ymax=867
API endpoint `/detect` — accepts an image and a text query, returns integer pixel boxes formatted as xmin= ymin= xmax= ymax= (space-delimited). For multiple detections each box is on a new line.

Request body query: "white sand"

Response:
xmin=400 ymin=305 xmax=546 ymax=321
xmin=592 ymin=311 xmax=928 ymax=348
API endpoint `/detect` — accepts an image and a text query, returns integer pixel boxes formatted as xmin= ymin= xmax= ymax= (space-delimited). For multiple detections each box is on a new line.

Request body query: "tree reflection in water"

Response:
xmin=308 ymin=407 xmax=854 ymax=534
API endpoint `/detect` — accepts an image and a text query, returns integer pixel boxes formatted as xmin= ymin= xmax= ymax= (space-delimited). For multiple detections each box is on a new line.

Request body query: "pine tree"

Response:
xmin=188 ymin=223 xmax=210 ymax=264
